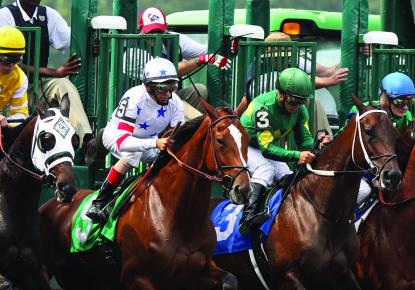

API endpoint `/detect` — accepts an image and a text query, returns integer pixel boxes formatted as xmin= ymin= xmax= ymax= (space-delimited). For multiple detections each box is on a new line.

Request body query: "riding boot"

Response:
xmin=239 ymin=182 xmax=269 ymax=235
xmin=86 ymin=181 xmax=117 ymax=223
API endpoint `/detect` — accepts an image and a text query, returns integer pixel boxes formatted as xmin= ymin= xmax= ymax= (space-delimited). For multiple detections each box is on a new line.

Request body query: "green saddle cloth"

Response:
xmin=70 ymin=181 xmax=135 ymax=253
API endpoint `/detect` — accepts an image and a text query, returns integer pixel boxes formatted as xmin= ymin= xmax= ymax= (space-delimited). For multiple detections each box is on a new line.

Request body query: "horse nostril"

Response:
xmin=388 ymin=170 xmax=402 ymax=186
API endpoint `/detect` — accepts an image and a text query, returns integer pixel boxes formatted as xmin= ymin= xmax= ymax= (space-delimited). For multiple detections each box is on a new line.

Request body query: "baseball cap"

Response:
xmin=138 ymin=7 xmax=167 ymax=33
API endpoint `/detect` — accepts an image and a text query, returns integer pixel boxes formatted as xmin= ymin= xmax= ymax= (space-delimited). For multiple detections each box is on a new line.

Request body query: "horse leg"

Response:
xmin=333 ymin=270 xmax=362 ymax=290
xmin=192 ymin=260 xmax=238 ymax=290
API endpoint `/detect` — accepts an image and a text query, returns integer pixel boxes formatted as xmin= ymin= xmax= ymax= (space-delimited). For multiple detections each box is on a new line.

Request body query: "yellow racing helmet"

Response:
xmin=0 ymin=26 xmax=26 ymax=55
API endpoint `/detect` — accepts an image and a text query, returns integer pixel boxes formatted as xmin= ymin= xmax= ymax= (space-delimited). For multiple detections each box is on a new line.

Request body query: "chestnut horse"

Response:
xmin=0 ymin=99 xmax=77 ymax=290
xmin=355 ymin=129 xmax=415 ymax=290
xmin=212 ymin=99 xmax=402 ymax=290
xmin=39 ymin=99 xmax=251 ymax=290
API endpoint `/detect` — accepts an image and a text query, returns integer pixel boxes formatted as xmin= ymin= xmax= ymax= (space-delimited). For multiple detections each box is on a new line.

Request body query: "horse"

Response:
xmin=354 ymin=129 xmax=415 ymax=290
xmin=0 ymin=97 xmax=78 ymax=290
xmin=39 ymin=98 xmax=251 ymax=290
xmin=211 ymin=98 xmax=402 ymax=290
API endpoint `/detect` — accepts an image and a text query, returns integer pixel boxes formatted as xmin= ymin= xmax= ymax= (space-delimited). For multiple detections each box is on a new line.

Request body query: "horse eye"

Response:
xmin=217 ymin=137 xmax=224 ymax=145
xmin=39 ymin=132 xmax=56 ymax=152
xmin=72 ymin=134 xmax=80 ymax=150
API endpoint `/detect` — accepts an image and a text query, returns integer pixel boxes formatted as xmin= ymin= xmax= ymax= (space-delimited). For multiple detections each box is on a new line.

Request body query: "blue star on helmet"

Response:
xmin=139 ymin=122 xmax=149 ymax=130
xmin=157 ymin=107 xmax=167 ymax=118
xmin=136 ymin=106 xmax=142 ymax=116
xmin=160 ymin=69 xmax=167 ymax=76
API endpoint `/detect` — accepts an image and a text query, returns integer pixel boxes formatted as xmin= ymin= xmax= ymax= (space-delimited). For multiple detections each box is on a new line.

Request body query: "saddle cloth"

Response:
xmin=211 ymin=188 xmax=283 ymax=255
xmin=70 ymin=182 xmax=135 ymax=253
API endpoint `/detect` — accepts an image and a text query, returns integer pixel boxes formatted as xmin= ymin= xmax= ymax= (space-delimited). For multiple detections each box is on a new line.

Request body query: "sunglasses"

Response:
xmin=152 ymin=82 xmax=178 ymax=93
xmin=284 ymin=93 xmax=307 ymax=105
xmin=389 ymin=96 xmax=414 ymax=107
xmin=0 ymin=55 xmax=23 ymax=65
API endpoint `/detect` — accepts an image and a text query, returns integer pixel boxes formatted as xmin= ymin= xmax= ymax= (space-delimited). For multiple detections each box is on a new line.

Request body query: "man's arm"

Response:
xmin=177 ymin=59 xmax=199 ymax=77
xmin=293 ymin=106 xmax=314 ymax=150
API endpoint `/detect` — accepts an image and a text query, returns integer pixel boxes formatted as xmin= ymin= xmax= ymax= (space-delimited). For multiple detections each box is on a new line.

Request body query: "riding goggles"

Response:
xmin=151 ymin=82 xmax=179 ymax=93
xmin=284 ymin=93 xmax=307 ymax=105
xmin=0 ymin=54 xmax=23 ymax=65
xmin=388 ymin=96 xmax=415 ymax=107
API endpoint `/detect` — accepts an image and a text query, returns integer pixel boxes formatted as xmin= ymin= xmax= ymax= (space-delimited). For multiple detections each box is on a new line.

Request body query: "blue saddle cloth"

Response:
xmin=211 ymin=188 xmax=283 ymax=255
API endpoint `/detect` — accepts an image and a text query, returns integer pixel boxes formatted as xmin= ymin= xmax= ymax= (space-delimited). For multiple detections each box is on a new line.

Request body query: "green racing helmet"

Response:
xmin=276 ymin=67 xmax=313 ymax=99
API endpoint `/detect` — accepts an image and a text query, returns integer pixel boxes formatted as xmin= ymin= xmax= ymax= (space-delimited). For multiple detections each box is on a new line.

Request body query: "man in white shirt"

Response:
xmin=0 ymin=0 xmax=93 ymax=149
xmin=86 ymin=57 xmax=185 ymax=223
xmin=138 ymin=7 xmax=231 ymax=119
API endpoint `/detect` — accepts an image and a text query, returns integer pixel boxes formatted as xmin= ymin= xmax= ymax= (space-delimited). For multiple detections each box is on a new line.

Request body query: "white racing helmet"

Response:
xmin=141 ymin=57 xmax=179 ymax=84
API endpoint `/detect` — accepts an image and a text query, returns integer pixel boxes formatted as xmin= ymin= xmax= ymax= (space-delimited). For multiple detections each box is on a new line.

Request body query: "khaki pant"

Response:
xmin=37 ymin=77 xmax=92 ymax=141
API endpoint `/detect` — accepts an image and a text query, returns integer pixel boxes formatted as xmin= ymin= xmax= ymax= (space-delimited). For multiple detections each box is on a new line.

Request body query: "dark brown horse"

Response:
xmin=39 ymin=99 xmax=251 ymax=290
xmin=212 ymin=99 xmax=402 ymax=290
xmin=355 ymin=129 xmax=415 ymax=290
xmin=0 ymin=99 xmax=77 ymax=290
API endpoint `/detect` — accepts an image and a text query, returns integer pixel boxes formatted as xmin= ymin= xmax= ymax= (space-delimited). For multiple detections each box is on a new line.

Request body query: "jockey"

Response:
xmin=86 ymin=57 xmax=185 ymax=223
xmin=346 ymin=71 xmax=415 ymax=205
xmin=0 ymin=26 xmax=29 ymax=127
xmin=239 ymin=67 xmax=316 ymax=235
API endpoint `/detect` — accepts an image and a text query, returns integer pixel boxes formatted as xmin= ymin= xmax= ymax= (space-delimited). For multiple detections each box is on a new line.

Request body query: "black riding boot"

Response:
xmin=239 ymin=182 xmax=269 ymax=235
xmin=86 ymin=181 xmax=116 ymax=223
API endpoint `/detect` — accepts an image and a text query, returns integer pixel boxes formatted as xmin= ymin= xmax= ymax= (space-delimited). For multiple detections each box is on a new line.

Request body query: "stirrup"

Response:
xmin=251 ymin=211 xmax=271 ymax=226
xmin=86 ymin=203 xmax=107 ymax=223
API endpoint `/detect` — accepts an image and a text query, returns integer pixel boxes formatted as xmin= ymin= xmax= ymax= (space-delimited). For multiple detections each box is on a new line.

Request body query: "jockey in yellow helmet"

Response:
xmin=0 ymin=26 xmax=29 ymax=127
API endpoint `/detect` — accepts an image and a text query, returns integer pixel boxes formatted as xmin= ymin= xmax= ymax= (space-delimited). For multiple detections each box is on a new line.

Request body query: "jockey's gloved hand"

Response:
xmin=198 ymin=53 xmax=231 ymax=70
xmin=230 ymin=39 xmax=239 ymax=55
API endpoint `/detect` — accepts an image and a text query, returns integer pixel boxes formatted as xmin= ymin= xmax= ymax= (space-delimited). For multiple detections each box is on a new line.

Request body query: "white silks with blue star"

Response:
xmin=101 ymin=84 xmax=184 ymax=167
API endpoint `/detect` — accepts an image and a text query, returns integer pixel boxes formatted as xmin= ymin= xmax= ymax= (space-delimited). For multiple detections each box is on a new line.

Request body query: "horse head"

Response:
xmin=201 ymin=97 xmax=251 ymax=205
xmin=352 ymin=96 xmax=402 ymax=192
xmin=31 ymin=95 xmax=78 ymax=203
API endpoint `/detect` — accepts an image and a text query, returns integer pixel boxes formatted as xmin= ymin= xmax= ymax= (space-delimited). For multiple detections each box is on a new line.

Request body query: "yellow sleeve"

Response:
xmin=8 ymin=69 xmax=29 ymax=117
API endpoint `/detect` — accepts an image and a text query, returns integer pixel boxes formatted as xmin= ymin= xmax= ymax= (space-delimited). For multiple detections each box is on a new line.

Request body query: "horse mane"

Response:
xmin=148 ymin=115 xmax=205 ymax=178
xmin=1 ymin=114 xmax=37 ymax=153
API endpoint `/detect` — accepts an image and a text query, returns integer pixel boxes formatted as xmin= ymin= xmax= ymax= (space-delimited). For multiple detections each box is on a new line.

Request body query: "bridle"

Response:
xmin=301 ymin=109 xmax=398 ymax=224
xmin=0 ymin=121 xmax=56 ymax=188
xmin=167 ymin=114 xmax=249 ymax=190
xmin=306 ymin=110 xmax=397 ymax=179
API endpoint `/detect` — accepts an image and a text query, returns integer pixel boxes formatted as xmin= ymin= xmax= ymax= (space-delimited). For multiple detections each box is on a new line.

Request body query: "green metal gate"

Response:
xmin=359 ymin=48 xmax=415 ymax=101
xmin=94 ymin=33 xmax=179 ymax=131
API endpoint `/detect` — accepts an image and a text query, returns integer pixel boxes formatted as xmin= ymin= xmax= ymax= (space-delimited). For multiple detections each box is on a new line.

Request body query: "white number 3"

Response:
xmin=255 ymin=110 xmax=270 ymax=129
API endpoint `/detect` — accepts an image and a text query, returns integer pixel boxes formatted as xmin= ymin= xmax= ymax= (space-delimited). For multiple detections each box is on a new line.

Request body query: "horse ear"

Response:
xmin=353 ymin=96 xmax=366 ymax=113
xmin=234 ymin=96 xmax=248 ymax=117
xmin=36 ymin=102 xmax=47 ymax=119
xmin=201 ymin=99 xmax=218 ymax=121
xmin=60 ymin=93 xmax=70 ymax=118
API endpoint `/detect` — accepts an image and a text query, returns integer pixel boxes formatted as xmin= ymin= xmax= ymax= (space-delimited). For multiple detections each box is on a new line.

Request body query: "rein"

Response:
xmin=299 ymin=179 xmax=355 ymax=224
xmin=378 ymin=188 xmax=415 ymax=206
xmin=0 ymin=124 xmax=54 ymax=185
xmin=167 ymin=114 xmax=248 ymax=190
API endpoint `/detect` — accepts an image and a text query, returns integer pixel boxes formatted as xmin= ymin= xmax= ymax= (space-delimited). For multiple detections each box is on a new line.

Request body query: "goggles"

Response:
xmin=284 ymin=93 xmax=307 ymax=105
xmin=151 ymin=82 xmax=178 ymax=93
xmin=0 ymin=54 xmax=23 ymax=65
xmin=388 ymin=96 xmax=414 ymax=107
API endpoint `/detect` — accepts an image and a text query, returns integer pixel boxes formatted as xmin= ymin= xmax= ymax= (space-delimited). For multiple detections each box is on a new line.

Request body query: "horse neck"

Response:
xmin=0 ymin=120 xmax=41 ymax=211
xmin=303 ymin=123 xmax=362 ymax=218
xmin=156 ymin=118 xmax=214 ymax=225
xmin=395 ymin=144 xmax=415 ymax=201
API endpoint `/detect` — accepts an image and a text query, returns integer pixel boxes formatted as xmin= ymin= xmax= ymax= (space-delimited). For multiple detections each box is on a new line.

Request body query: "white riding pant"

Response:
xmin=357 ymin=178 xmax=372 ymax=205
xmin=102 ymin=127 xmax=159 ymax=168
xmin=247 ymin=146 xmax=293 ymax=188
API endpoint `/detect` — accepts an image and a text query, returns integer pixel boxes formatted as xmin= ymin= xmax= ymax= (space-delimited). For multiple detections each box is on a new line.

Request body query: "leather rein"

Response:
xmin=167 ymin=114 xmax=248 ymax=190
xmin=0 ymin=124 xmax=56 ymax=186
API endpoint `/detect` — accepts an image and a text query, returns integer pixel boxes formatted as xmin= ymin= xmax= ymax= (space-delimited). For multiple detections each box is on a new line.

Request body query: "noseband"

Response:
xmin=167 ymin=114 xmax=249 ymax=190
